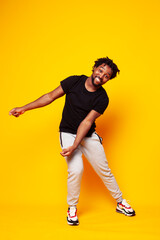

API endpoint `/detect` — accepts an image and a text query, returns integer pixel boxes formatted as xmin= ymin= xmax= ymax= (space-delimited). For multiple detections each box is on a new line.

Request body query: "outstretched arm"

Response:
xmin=9 ymin=85 xmax=65 ymax=117
xmin=60 ymin=110 xmax=101 ymax=157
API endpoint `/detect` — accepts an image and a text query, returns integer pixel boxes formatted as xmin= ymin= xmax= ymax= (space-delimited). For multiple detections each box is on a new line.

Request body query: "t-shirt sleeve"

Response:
xmin=92 ymin=92 xmax=109 ymax=114
xmin=60 ymin=75 xmax=79 ymax=94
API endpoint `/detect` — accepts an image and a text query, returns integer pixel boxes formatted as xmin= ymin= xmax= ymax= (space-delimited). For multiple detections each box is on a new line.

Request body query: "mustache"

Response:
xmin=93 ymin=76 xmax=102 ymax=82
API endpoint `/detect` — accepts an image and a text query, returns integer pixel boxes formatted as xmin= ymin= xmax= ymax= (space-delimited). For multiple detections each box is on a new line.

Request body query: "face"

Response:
xmin=92 ymin=63 xmax=113 ymax=87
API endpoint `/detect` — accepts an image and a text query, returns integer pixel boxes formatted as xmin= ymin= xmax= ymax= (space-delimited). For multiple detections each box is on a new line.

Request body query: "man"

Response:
xmin=9 ymin=57 xmax=135 ymax=226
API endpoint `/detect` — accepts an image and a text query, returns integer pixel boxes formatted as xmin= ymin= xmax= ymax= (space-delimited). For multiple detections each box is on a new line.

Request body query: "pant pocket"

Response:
xmin=94 ymin=132 xmax=103 ymax=144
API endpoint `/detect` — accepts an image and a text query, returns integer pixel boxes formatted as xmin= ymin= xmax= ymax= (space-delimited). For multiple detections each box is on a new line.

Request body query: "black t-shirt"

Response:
xmin=59 ymin=75 xmax=109 ymax=137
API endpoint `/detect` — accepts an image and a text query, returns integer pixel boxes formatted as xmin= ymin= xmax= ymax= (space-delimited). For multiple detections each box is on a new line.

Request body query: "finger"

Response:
xmin=61 ymin=148 xmax=68 ymax=154
xmin=9 ymin=108 xmax=16 ymax=115
xmin=60 ymin=151 xmax=68 ymax=156
xmin=13 ymin=113 xmax=20 ymax=117
xmin=60 ymin=152 xmax=66 ymax=157
xmin=60 ymin=153 xmax=70 ymax=157
xmin=60 ymin=150 xmax=71 ymax=156
xmin=13 ymin=112 xmax=19 ymax=116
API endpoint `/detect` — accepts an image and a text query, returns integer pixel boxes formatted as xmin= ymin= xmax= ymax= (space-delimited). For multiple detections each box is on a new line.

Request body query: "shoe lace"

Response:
xmin=123 ymin=199 xmax=131 ymax=207
xmin=69 ymin=207 xmax=76 ymax=217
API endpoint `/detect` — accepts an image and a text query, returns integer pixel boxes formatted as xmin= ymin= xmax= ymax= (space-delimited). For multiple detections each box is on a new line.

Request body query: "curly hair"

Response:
xmin=92 ymin=57 xmax=120 ymax=79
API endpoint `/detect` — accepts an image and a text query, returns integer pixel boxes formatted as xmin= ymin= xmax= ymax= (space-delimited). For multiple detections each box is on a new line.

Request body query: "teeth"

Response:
xmin=95 ymin=77 xmax=101 ymax=83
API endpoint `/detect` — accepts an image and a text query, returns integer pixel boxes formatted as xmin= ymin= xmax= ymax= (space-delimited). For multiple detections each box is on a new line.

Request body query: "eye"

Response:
xmin=99 ymin=69 xmax=102 ymax=73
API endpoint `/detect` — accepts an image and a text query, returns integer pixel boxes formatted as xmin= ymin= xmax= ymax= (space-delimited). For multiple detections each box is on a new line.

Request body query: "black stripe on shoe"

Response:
xmin=67 ymin=217 xmax=79 ymax=225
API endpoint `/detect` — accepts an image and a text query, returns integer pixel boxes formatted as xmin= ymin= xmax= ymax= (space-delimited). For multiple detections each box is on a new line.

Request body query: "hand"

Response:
xmin=60 ymin=145 xmax=76 ymax=157
xmin=9 ymin=107 xmax=25 ymax=117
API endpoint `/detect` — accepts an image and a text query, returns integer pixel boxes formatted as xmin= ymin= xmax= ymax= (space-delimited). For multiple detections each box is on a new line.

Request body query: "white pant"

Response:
xmin=60 ymin=132 xmax=123 ymax=206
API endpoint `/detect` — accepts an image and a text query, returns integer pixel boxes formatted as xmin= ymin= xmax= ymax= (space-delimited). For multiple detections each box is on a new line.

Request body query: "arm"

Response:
xmin=60 ymin=110 xmax=101 ymax=157
xmin=9 ymin=85 xmax=65 ymax=117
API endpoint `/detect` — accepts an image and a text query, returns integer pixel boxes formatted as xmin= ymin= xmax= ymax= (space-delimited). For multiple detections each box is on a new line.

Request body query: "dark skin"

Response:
xmin=9 ymin=64 xmax=113 ymax=157
xmin=61 ymin=64 xmax=113 ymax=157
xmin=85 ymin=63 xmax=113 ymax=91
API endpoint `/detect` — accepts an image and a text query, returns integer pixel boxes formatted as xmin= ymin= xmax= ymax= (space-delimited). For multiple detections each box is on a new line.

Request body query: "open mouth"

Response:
xmin=91 ymin=75 xmax=102 ymax=87
xmin=94 ymin=77 xmax=102 ymax=84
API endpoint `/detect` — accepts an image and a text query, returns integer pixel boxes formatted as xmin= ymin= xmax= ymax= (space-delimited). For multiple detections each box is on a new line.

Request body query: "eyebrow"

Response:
xmin=100 ymin=66 xmax=111 ymax=76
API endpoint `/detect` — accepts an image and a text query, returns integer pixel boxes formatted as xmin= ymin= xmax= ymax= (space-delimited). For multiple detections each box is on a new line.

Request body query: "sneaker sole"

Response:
xmin=67 ymin=217 xmax=79 ymax=226
xmin=116 ymin=208 xmax=136 ymax=217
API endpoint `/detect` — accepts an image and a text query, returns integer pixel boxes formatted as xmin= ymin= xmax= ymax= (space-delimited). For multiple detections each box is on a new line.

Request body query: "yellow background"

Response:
xmin=1 ymin=0 xmax=160 ymax=239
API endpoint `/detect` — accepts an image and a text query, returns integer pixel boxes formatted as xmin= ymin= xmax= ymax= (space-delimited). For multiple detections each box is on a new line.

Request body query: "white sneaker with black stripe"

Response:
xmin=67 ymin=206 xmax=79 ymax=225
xmin=116 ymin=199 xmax=136 ymax=216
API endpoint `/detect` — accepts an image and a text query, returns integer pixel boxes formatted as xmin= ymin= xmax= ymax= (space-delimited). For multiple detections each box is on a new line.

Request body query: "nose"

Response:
xmin=99 ymin=73 xmax=104 ymax=80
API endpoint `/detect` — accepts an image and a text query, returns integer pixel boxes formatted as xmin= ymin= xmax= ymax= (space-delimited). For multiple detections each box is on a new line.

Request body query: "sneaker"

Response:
xmin=116 ymin=199 xmax=136 ymax=216
xmin=67 ymin=206 xmax=79 ymax=225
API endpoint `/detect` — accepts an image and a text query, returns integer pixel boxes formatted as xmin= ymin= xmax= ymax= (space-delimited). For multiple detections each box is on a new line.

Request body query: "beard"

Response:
xmin=91 ymin=75 xmax=102 ymax=87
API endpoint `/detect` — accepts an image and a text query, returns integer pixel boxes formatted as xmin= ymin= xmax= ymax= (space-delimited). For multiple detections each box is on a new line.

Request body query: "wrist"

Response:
xmin=72 ymin=143 xmax=78 ymax=150
xmin=22 ymin=105 xmax=29 ymax=111
xmin=20 ymin=107 xmax=26 ymax=112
